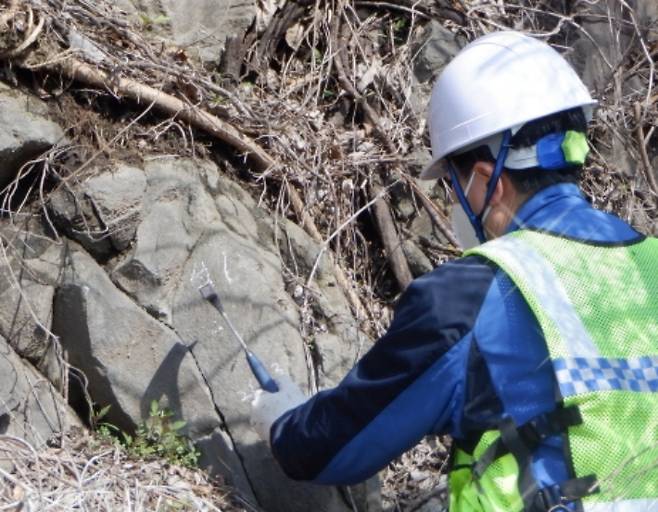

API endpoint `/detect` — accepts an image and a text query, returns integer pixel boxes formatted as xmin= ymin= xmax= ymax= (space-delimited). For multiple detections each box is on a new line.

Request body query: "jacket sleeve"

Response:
xmin=270 ymin=257 xmax=495 ymax=485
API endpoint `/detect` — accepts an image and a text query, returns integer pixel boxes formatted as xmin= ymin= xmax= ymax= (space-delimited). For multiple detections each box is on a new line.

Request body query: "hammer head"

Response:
xmin=199 ymin=282 xmax=223 ymax=312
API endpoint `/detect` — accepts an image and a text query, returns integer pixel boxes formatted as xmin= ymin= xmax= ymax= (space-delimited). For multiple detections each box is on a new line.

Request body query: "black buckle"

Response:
xmin=523 ymin=406 xmax=583 ymax=446
xmin=536 ymin=485 xmax=568 ymax=511
xmin=535 ymin=475 xmax=599 ymax=511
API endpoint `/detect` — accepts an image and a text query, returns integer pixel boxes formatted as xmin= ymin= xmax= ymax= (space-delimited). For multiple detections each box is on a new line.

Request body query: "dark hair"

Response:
xmin=447 ymin=108 xmax=588 ymax=195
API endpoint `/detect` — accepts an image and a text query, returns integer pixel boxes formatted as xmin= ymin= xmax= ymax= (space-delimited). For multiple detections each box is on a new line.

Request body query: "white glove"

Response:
xmin=250 ymin=374 xmax=306 ymax=444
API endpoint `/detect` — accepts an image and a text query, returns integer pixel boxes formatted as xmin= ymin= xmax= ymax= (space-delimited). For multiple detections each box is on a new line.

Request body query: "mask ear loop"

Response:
xmin=448 ymin=163 xmax=486 ymax=243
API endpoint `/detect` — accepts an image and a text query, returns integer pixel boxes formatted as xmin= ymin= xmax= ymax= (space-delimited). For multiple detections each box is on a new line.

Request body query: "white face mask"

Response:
xmin=451 ymin=203 xmax=480 ymax=250
xmin=449 ymin=171 xmax=490 ymax=249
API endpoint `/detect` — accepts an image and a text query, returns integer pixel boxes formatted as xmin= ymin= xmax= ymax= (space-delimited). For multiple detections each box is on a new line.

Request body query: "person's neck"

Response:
xmin=484 ymin=191 xmax=530 ymax=239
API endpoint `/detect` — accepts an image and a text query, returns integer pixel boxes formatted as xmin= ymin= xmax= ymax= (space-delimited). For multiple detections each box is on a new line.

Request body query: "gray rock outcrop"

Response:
xmin=118 ymin=0 xmax=257 ymax=63
xmin=0 ymin=333 xmax=80 ymax=451
xmin=569 ymin=0 xmax=640 ymax=175
xmin=48 ymin=164 xmax=147 ymax=260
xmin=45 ymin=156 xmax=374 ymax=512
xmin=0 ymin=220 xmax=65 ymax=386
xmin=413 ymin=21 xmax=462 ymax=84
xmin=51 ymin=240 xmax=256 ymax=502
xmin=0 ymin=83 xmax=64 ymax=190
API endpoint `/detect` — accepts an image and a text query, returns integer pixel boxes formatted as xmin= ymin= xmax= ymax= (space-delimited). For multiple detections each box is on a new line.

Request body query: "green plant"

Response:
xmin=312 ymin=47 xmax=323 ymax=66
xmin=126 ymin=400 xmax=200 ymax=468
xmin=392 ymin=16 xmax=408 ymax=44
xmin=91 ymin=401 xmax=199 ymax=468
xmin=91 ymin=404 xmax=119 ymax=438
xmin=392 ymin=17 xmax=407 ymax=33
xmin=138 ymin=13 xmax=171 ymax=28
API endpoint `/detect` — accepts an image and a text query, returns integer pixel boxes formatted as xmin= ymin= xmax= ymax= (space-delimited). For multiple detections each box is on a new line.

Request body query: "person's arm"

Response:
xmin=270 ymin=257 xmax=495 ymax=485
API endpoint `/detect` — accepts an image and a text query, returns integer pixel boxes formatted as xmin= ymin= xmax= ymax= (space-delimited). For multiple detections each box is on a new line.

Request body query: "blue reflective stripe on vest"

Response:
xmin=555 ymin=356 xmax=658 ymax=396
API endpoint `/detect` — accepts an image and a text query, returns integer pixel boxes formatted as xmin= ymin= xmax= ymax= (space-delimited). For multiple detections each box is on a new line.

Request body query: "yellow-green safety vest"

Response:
xmin=449 ymin=230 xmax=658 ymax=512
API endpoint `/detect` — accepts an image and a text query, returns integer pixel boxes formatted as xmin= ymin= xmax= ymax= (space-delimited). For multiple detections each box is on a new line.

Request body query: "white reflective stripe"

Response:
xmin=478 ymin=236 xmax=599 ymax=358
xmin=584 ymin=498 xmax=658 ymax=511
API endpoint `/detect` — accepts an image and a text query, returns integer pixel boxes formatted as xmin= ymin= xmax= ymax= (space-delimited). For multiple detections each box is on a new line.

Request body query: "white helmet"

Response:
xmin=421 ymin=31 xmax=596 ymax=180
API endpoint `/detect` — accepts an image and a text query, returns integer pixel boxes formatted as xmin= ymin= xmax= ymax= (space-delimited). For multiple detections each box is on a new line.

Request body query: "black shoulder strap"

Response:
xmin=473 ymin=406 xmax=582 ymax=479
xmin=499 ymin=416 xmax=539 ymax=510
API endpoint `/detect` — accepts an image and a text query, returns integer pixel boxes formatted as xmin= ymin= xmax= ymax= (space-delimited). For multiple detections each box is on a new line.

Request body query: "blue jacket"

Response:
xmin=270 ymin=183 xmax=643 ymax=489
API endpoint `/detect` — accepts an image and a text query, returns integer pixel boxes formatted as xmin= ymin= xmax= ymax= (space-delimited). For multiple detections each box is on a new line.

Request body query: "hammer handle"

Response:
xmin=246 ymin=351 xmax=279 ymax=393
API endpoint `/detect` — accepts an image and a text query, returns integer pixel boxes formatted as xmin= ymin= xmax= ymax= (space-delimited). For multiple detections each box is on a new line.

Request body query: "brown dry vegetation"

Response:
xmin=0 ymin=428 xmax=253 ymax=511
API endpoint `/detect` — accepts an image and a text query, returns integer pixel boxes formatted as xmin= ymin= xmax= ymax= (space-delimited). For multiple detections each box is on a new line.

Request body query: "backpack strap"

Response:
xmin=472 ymin=406 xmax=599 ymax=511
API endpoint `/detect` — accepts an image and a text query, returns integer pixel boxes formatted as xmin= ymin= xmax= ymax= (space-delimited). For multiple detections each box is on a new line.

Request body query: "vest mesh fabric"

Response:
xmin=450 ymin=433 xmax=524 ymax=512
xmin=463 ymin=231 xmax=658 ymax=508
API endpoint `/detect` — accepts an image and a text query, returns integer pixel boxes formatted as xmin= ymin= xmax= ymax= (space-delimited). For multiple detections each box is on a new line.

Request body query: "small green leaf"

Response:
xmin=96 ymin=404 xmax=112 ymax=421
xmin=171 ymin=420 xmax=187 ymax=431
xmin=151 ymin=15 xmax=171 ymax=25
xmin=99 ymin=422 xmax=119 ymax=433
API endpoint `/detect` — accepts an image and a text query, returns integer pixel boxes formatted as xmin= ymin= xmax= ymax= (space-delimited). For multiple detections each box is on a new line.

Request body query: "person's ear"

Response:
xmin=472 ymin=161 xmax=504 ymax=206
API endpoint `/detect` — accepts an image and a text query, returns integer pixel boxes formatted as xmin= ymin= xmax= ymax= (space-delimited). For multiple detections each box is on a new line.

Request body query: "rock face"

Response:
xmin=45 ymin=156 xmax=373 ymax=512
xmin=413 ymin=21 xmax=462 ymax=84
xmin=0 ymin=83 xmax=64 ymax=190
xmin=51 ymin=241 xmax=256 ymax=501
xmin=0 ymin=333 xmax=80 ymax=451
xmin=277 ymin=220 xmax=373 ymax=388
xmin=119 ymin=0 xmax=257 ymax=63
xmin=48 ymin=165 xmax=147 ymax=259
xmin=0 ymin=220 xmax=66 ymax=386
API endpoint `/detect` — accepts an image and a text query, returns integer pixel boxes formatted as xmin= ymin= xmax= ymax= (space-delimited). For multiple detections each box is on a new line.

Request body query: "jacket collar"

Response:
xmin=505 ymin=183 xmax=641 ymax=243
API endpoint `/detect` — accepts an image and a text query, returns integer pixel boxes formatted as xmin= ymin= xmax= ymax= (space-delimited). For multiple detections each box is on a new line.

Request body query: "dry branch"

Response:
xmin=332 ymin=5 xmax=414 ymax=291
xmin=58 ymin=59 xmax=275 ymax=171
xmin=633 ymin=102 xmax=658 ymax=196
xmin=372 ymin=182 xmax=414 ymax=288
xmin=0 ymin=431 xmax=253 ymax=511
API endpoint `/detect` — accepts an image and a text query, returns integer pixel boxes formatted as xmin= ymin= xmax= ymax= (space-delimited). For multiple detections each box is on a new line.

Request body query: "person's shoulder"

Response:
xmin=392 ymin=255 xmax=498 ymax=326
xmin=414 ymin=254 xmax=498 ymax=292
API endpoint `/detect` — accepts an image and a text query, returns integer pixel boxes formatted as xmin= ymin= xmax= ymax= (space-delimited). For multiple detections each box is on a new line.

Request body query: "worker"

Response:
xmin=251 ymin=31 xmax=658 ymax=511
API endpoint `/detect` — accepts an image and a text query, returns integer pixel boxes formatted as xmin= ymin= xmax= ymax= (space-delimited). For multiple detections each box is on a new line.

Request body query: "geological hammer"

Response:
xmin=199 ymin=282 xmax=279 ymax=393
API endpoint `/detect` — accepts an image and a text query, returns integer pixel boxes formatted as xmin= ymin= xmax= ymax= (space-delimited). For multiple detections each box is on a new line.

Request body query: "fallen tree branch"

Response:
xmin=372 ymin=182 xmax=414 ymax=288
xmin=406 ymin=180 xmax=460 ymax=248
xmin=57 ymin=58 xmax=275 ymax=171
xmin=0 ymin=7 xmax=45 ymax=59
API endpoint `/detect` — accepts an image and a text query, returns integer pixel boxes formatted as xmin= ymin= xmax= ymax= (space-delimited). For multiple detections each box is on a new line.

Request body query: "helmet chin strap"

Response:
xmin=448 ymin=130 xmax=513 ymax=244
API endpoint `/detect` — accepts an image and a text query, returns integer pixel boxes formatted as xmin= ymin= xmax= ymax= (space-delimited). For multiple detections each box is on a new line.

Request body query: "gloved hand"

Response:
xmin=250 ymin=374 xmax=306 ymax=444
